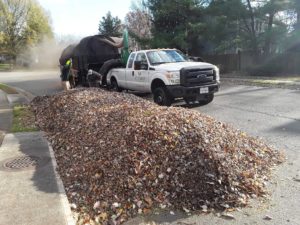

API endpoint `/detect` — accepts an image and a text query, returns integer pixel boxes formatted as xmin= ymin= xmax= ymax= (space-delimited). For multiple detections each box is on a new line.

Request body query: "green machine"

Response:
xmin=120 ymin=29 xmax=130 ymax=66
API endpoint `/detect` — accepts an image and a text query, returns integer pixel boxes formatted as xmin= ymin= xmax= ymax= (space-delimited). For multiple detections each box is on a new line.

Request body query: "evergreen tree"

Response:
xmin=145 ymin=0 xmax=295 ymax=55
xmin=98 ymin=11 xmax=122 ymax=37
xmin=146 ymin=0 xmax=206 ymax=55
xmin=203 ymin=0 xmax=289 ymax=55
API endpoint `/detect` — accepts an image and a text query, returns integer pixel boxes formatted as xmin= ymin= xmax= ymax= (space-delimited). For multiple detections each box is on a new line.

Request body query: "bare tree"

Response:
xmin=294 ymin=0 xmax=300 ymax=30
xmin=0 ymin=0 xmax=29 ymax=57
xmin=125 ymin=1 xmax=152 ymax=50
xmin=245 ymin=0 xmax=260 ymax=56
xmin=0 ymin=0 xmax=52 ymax=60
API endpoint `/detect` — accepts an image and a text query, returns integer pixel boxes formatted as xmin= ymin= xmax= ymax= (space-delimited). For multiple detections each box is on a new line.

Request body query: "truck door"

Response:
xmin=125 ymin=53 xmax=137 ymax=90
xmin=131 ymin=53 xmax=149 ymax=91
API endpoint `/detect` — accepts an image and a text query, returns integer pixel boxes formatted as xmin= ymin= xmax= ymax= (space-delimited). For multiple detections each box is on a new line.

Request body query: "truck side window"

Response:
xmin=136 ymin=53 xmax=147 ymax=64
xmin=135 ymin=53 xmax=148 ymax=70
xmin=127 ymin=53 xmax=136 ymax=68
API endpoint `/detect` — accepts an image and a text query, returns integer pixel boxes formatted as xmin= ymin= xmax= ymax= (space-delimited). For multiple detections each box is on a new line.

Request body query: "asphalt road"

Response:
xmin=0 ymin=70 xmax=62 ymax=96
xmin=129 ymin=85 xmax=300 ymax=225
xmin=0 ymin=71 xmax=299 ymax=224
xmin=167 ymin=85 xmax=300 ymax=225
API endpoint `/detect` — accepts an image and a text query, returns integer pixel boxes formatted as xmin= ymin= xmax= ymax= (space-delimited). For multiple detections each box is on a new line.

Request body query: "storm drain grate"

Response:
xmin=3 ymin=156 xmax=40 ymax=170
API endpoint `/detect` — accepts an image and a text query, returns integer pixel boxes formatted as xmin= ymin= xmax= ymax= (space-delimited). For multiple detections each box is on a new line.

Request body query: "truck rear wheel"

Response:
xmin=111 ymin=79 xmax=122 ymax=92
xmin=153 ymin=87 xmax=172 ymax=106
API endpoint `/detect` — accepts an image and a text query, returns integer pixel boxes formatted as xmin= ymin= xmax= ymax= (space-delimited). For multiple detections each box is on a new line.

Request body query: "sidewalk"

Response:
xmin=0 ymin=87 xmax=74 ymax=224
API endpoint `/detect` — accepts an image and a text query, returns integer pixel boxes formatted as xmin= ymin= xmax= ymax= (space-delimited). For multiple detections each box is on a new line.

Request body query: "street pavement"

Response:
xmin=0 ymin=70 xmax=62 ymax=96
xmin=191 ymin=85 xmax=300 ymax=224
xmin=128 ymin=85 xmax=300 ymax=225
xmin=0 ymin=71 xmax=299 ymax=224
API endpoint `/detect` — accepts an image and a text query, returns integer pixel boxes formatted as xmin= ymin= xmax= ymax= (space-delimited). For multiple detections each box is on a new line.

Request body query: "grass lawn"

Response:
xmin=252 ymin=79 xmax=294 ymax=84
xmin=11 ymin=105 xmax=38 ymax=133
xmin=0 ymin=83 xmax=18 ymax=94
xmin=251 ymin=77 xmax=300 ymax=86
xmin=0 ymin=63 xmax=12 ymax=71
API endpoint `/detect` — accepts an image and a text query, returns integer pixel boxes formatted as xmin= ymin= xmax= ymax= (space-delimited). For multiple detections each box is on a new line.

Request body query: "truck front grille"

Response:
xmin=180 ymin=68 xmax=216 ymax=87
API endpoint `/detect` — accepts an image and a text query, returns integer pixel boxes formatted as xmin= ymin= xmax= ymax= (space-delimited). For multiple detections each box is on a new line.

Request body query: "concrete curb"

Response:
xmin=0 ymin=90 xmax=12 ymax=147
xmin=0 ymin=89 xmax=9 ymax=107
xmin=46 ymin=138 xmax=75 ymax=225
xmin=1 ymin=84 xmax=75 ymax=224
xmin=0 ymin=83 xmax=35 ymax=104
xmin=10 ymin=85 xmax=35 ymax=102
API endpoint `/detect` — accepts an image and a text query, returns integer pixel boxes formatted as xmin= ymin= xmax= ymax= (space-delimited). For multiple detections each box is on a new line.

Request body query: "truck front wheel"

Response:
xmin=199 ymin=94 xmax=214 ymax=105
xmin=153 ymin=87 xmax=172 ymax=106
xmin=184 ymin=97 xmax=197 ymax=105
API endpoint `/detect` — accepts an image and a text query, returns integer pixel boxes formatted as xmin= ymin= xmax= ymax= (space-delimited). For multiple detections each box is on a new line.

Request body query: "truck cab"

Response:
xmin=107 ymin=49 xmax=220 ymax=106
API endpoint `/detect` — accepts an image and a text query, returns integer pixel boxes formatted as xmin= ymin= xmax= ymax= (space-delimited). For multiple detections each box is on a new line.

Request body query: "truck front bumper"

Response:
xmin=166 ymin=83 xmax=219 ymax=99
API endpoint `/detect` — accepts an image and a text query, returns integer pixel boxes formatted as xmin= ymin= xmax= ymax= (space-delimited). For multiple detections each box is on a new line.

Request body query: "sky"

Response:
xmin=38 ymin=0 xmax=133 ymax=38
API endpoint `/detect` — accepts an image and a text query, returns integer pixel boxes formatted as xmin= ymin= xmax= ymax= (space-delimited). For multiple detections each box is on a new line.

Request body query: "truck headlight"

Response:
xmin=165 ymin=72 xmax=180 ymax=85
xmin=214 ymin=66 xmax=220 ymax=82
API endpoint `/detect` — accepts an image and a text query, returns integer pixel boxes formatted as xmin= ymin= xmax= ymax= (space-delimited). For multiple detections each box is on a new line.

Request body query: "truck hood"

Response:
xmin=152 ymin=61 xmax=215 ymax=72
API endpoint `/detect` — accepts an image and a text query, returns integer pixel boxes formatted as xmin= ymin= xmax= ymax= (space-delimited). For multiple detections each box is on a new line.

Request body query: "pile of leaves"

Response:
xmin=31 ymin=89 xmax=284 ymax=224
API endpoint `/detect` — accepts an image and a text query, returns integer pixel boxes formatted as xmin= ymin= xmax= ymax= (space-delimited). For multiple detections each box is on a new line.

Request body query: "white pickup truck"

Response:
xmin=107 ymin=49 xmax=220 ymax=106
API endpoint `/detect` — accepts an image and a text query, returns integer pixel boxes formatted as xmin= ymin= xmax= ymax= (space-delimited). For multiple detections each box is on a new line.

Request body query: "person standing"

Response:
xmin=61 ymin=58 xmax=72 ymax=81
xmin=60 ymin=58 xmax=72 ymax=90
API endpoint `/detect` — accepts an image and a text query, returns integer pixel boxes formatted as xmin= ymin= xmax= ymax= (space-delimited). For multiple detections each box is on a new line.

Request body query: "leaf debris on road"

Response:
xmin=31 ymin=88 xmax=284 ymax=224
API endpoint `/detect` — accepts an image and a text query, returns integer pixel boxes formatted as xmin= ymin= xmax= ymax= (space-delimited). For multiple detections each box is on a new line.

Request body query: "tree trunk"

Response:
xmin=297 ymin=5 xmax=300 ymax=30
xmin=264 ymin=12 xmax=274 ymax=56
xmin=246 ymin=0 xmax=260 ymax=61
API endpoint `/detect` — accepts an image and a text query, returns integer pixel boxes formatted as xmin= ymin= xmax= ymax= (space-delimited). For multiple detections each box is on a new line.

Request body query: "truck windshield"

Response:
xmin=146 ymin=50 xmax=188 ymax=65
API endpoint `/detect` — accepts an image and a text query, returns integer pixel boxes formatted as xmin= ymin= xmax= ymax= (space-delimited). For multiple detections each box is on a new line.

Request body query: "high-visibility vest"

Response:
xmin=66 ymin=59 xmax=71 ymax=66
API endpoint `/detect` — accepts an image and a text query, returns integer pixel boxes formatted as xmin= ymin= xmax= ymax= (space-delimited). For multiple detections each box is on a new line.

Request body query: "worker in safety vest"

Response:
xmin=61 ymin=58 xmax=72 ymax=81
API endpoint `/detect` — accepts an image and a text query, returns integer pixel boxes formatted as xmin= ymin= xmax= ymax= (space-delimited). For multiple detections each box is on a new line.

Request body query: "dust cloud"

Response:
xmin=19 ymin=36 xmax=80 ymax=70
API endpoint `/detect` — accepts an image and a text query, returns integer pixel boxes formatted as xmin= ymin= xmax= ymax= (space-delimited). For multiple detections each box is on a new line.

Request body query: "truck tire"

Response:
xmin=153 ymin=87 xmax=172 ymax=106
xmin=199 ymin=94 xmax=214 ymax=105
xmin=184 ymin=97 xmax=197 ymax=105
xmin=111 ymin=79 xmax=122 ymax=92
